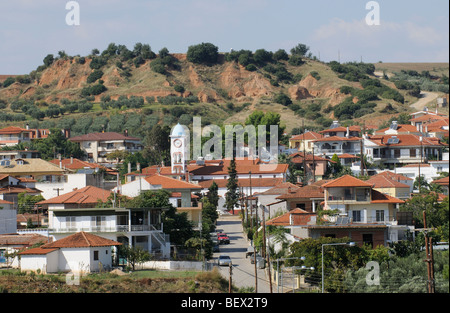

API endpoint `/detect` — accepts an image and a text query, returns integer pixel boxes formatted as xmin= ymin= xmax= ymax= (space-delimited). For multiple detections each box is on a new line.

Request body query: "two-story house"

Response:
xmin=37 ymin=185 xmax=170 ymax=259
xmin=364 ymin=133 xmax=447 ymax=169
xmin=69 ymin=131 xmax=143 ymax=164
xmin=0 ymin=126 xmax=50 ymax=148
xmin=288 ymin=131 xmax=323 ymax=152
xmin=317 ymin=175 xmax=409 ymax=246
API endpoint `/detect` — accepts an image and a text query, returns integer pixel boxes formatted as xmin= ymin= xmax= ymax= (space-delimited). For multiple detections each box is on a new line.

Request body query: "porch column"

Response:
xmin=312 ymin=200 xmax=316 ymax=212
xmin=128 ymin=209 xmax=132 ymax=232
xmin=148 ymin=234 xmax=152 ymax=254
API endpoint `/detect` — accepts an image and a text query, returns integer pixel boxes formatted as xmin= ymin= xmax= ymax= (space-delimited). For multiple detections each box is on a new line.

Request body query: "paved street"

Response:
xmin=212 ymin=215 xmax=273 ymax=293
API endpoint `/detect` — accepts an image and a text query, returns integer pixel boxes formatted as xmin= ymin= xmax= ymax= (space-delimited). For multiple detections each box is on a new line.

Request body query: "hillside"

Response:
xmin=0 ymin=44 xmax=448 ymax=137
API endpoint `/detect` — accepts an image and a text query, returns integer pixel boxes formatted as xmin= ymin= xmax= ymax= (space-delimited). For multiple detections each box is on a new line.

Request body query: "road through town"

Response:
xmin=213 ymin=215 xmax=273 ymax=293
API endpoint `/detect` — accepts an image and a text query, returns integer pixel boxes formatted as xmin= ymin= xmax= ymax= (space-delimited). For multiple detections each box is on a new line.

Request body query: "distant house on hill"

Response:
xmin=69 ymin=131 xmax=143 ymax=164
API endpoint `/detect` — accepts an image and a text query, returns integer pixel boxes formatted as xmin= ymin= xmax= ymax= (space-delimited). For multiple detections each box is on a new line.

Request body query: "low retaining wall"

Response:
xmin=139 ymin=260 xmax=207 ymax=271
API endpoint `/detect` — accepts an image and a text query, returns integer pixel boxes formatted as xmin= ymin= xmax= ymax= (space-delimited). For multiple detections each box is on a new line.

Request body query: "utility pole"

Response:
xmin=229 ymin=263 xmax=233 ymax=293
xmin=262 ymin=204 xmax=273 ymax=293
xmin=423 ymin=211 xmax=435 ymax=293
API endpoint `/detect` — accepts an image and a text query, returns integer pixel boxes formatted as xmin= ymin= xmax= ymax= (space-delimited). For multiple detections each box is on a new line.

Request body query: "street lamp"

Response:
xmin=321 ymin=242 xmax=356 ymax=293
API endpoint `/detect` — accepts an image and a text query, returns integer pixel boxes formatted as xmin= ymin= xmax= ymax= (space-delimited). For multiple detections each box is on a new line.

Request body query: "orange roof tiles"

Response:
xmin=0 ymin=126 xmax=31 ymax=134
xmin=290 ymin=131 xmax=323 ymax=141
xmin=313 ymin=136 xmax=362 ymax=142
xmin=41 ymin=232 xmax=122 ymax=249
xmin=37 ymin=185 xmax=111 ymax=205
xmin=145 ymin=174 xmax=202 ymax=190
xmin=197 ymin=178 xmax=284 ymax=189
xmin=370 ymin=190 xmax=404 ymax=204
xmin=277 ymin=184 xmax=324 ymax=199
xmin=19 ymin=247 xmax=58 ymax=255
xmin=320 ymin=125 xmax=361 ymax=133
xmin=265 ymin=208 xmax=316 ymax=226
xmin=322 ymin=175 xmax=373 ymax=188
xmin=256 ymin=182 xmax=300 ymax=195
xmin=366 ymin=174 xmax=410 ymax=188
xmin=376 ymin=124 xmax=419 ymax=134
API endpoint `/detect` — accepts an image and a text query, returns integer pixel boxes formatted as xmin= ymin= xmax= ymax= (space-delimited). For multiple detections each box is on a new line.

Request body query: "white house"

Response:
xmin=18 ymin=232 xmax=122 ymax=274
xmin=0 ymin=199 xmax=16 ymax=234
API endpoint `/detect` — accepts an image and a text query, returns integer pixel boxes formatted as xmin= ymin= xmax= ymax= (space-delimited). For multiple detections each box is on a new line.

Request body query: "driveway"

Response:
xmin=213 ymin=215 xmax=273 ymax=293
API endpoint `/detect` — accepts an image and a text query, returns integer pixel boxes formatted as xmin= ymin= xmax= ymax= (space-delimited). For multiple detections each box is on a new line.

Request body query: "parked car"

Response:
xmin=218 ymin=255 xmax=232 ymax=266
xmin=218 ymin=234 xmax=230 ymax=244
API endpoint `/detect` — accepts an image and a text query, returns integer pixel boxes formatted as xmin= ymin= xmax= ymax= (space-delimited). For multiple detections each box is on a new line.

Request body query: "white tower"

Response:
xmin=170 ymin=123 xmax=188 ymax=174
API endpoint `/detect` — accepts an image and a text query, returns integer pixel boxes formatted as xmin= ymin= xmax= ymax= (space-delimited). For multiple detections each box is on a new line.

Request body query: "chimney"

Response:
xmin=137 ymin=162 xmax=141 ymax=172
xmin=346 ymin=126 xmax=350 ymax=138
xmin=70 ymin=157 xmax=73 ymax=164
xmin=128 ymin=162 xmax=131 ymax=174
xmin=124 ymin=129 xmax=128 ymax=137
xmin=26 ymin=123 xmax=29 ymax=130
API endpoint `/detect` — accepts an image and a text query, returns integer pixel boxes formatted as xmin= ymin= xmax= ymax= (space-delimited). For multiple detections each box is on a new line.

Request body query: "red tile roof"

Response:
xmin=370 ymin=190 xmax=404 ymax=204
xmin=0 ymin=126 xmax=32 ymax=135
xmin=266 ymin=208 xmax=316 ymax=226
xmin=432 ymin=176 xmax=449 ymax=186
xmin=256 ymin=182 xmax=300 ymax=195
xmin=41 ymin=232 xmax=122 ymax=249
xmin=145 ymin=174 xmax=202 ymax=190
xmin=367 ymin=134 xmax=447 ymax=147
xmin=290 ymin=131 xmax=323 ymax=141
xmin=366 ymin=174 xmax=410 ymax=188
xmin=322 ymin=175 xmax=373 ymax=188
xmin=277 ymin=184 xmax=325 ymax=199
xmin=375 ymin=171 xmax=413 ymax=181
xmin=376 ymin=124 xmax=419 ymax=134
xmin=19 ymin=247 xmax=58 ymax=255
xmin=37 ymin=185 xmax=111 ymax=205
xmin=0 ymin=233 xmax=49 ymax=246
xmin=197 ymin=178 xmax=284 ymax=189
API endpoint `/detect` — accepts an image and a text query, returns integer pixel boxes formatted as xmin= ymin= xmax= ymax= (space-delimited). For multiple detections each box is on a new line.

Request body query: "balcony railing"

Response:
xmin=327 ymin=195 xmax=370 ymax=202
xmin=49 ymin=224 xmax=162 ymax=233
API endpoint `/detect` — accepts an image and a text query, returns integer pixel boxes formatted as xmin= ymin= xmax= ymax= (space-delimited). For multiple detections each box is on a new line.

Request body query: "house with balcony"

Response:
xmin=37 ymin=185 xmax=170 ymax=259
xmin=0 ymin=126 xmax=50 ymax=148
xmin=363 ymin=133 xmax=447 ymax=169
xmin=116 ymin=174 xmax=203 ymax=226
xmin=69 ymin=131 xmax=143 ymax=164
xmin=319 ymin=175 xmax=410 ymax=246
xmin=288 ymin=131 xmax=323 ymax=152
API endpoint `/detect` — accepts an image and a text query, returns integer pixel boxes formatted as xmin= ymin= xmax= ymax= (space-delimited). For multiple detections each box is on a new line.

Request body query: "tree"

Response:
xmin=143 ymin=124 xmax=171 ymax=166
xmin=34 ymin=128 xmax=85 ymax=160
xmin=290 ymin=43 xmax=310 ymax=56
xmin=207 ymin=181 xmax=219 ymax=208
xmin=187 ymin=42 xmax=219 ymax=64
xmin=43 ymin=54 xmax=54 ymax=67
xmin=118 ymin=245 xmax=151 ymax=271
xmin=225 ymin=157 xmax=239 ymax=214
xmin=126 ymin=189 xmax=194 ymax=246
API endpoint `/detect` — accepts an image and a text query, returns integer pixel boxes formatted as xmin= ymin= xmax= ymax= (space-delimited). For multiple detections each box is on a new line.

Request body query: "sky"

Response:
xmin=0 ymin=0 xmax=448 ymax=74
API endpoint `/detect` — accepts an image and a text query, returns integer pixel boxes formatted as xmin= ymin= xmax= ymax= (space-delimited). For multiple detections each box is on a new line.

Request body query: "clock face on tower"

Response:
xmin=173 ymin=139 xmax=182 ymax=148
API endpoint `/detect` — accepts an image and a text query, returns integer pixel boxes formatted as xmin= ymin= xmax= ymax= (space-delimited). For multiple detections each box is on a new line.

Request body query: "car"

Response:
xmin=218 ymin=255 xmax=232 ymax=266
xmin=218 ymin=235 xmax=230 ymax=244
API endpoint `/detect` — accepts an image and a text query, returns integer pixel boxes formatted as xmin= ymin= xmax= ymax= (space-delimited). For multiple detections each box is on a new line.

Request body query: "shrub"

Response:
xmin=187 ymin=42 xmax=219 ymax=64
xmin=273 ymin=93 xmax=292 ymax=106
xmin=89 ymin=56 xmax=107 ymax=70
xmin=273 ymin=49 xmax=289 ymax=61
xmin=245 ymin=64 xmax=257 ymax=72
xmin=174 ymin=85 xmax=185 ymax=93
xmin=2 ymin=77 xmax=15 ymax=88
xmin=87 ymin=70 xmax=104 ymax=83
xmin=150 ymin=59 xmax=166 ymax=75
xmin=288 ymin=54 xmax=304 ymax=66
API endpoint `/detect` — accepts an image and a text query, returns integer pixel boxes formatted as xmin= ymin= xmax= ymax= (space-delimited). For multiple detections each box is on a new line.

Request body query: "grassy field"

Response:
xmin=374 ymin=62 xmax=449 ymax=76
xmin=0 ymin=268 xmax=233 ymax=293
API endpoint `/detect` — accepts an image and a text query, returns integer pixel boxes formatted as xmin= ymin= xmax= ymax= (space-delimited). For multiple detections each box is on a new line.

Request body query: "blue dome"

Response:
xmin=171 ymin=123 xmax=186 ymax=137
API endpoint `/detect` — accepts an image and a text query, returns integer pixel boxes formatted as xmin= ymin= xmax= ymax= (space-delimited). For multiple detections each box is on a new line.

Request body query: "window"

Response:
xmin=352 ymin=210 xmax=361 ymax=222
xmin=363 ymin=234 xmax=373 ymax=248
xmin=91 ymin=216 xmax=106 ymax=228
xmin=410 ymin=149 xmax=416 ymax=158
xmin=93 ymin=250 xmax=99 ymax=261
xmin=376 ymin=210 xmax=385 ymax=222
xmin=66 ymin=217 xmax=76 ymax=229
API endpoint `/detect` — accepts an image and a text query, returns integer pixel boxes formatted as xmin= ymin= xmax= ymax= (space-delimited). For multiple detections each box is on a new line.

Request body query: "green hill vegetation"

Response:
xmin=0 ymin=42 xmax=448 ymax=139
